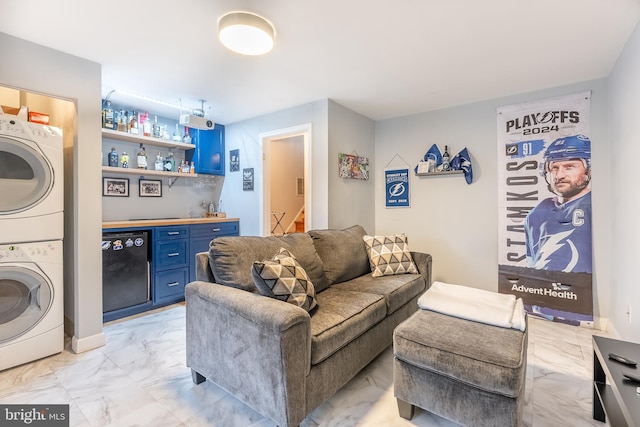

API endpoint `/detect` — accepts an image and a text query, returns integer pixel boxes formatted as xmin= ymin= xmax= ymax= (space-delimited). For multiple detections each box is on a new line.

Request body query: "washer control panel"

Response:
xmin=0 ymin=241 xmax=60 ymax=262
xmin=0 ymin=118 xmax=60 ymax=140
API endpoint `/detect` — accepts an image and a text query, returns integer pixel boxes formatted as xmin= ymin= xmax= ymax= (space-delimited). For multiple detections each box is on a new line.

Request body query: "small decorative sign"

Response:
xmin=230 ymin=149 xmax=240 ymax=172
xmin=243 ymin=168 xmax=254 ymax=191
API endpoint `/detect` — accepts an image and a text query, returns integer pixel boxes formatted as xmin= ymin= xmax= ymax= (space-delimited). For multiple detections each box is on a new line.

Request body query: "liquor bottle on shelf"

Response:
xmin=108 ymin=147 xmax=119 ymax=167
xmin=129 ymin=110 xmax=139 ymax=134
xmin=117 ymin=110 xmax=128 ymax=132
xmin=154 ymin=154 xmax=163 ymax=171
xmin=121 ymin=151 xmax=129 ymax=168
xmin=172 ymin=124 xmax=182 ymax=142
xmin=113 ymin=109 xmax=121 ymax=130
xmin=102 ymin=101 xmax=114 ymax=129
xmin=152 ymin=115 xmax=161 ymax=138
xmin=163 ymin=152 xmax=173 ymax=172
xmin=442 ymin=145 xmax=451 ymax=171
xmin=137 ymin=144 xmax=147 ymax=169
xmin=143 ymin=112 xmax=151 ymax=137
xmin=190 ymin=161 xmax=195 ymax=174
xmin=182 ymin=126 xmax=192 ymax=144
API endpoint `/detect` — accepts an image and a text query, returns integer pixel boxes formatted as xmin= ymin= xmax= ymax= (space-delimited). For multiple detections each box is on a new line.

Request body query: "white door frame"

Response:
xmin=259 ymin=123 xmax=312 ymax=237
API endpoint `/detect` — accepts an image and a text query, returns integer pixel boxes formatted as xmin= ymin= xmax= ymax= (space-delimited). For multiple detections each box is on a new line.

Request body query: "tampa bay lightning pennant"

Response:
xmin=413 ymin=144 xmax=443 ymax=174
xmin=450 ymin=147 xmax=473 ymax=184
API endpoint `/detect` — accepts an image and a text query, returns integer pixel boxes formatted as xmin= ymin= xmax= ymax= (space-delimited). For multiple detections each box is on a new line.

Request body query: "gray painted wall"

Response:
xmin=221 ymin=100 xmax=329 ymax=236
xmin=608 ymin=20 xmax=640 ymax=341
xmin=327 ymin=100 xmax=376 ymax=233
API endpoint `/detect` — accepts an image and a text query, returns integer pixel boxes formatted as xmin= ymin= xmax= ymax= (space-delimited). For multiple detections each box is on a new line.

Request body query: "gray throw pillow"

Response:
xmin=308 ymin=225 xmax=370 ymax=285
xmin=252 ymin=248 xmax=318 ymax=312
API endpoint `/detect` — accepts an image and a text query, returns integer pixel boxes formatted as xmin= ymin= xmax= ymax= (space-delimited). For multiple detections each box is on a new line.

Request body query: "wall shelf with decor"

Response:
xmin=102 ymin=128 xmax=195 ymax=150
xmin=102 ymin=128 xmax=200 ymax=187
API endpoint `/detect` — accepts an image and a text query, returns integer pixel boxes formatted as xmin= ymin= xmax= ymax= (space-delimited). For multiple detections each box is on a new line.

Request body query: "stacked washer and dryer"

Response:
xmin=0 ymin=115 xmax=64 ymax=371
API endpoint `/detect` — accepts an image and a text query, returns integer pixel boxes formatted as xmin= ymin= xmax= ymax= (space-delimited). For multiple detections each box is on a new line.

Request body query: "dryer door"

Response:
xmin=0 ymin=135 xmax=54 ymax=215
xmin=0 ymin=265 xmax=53 ymax=343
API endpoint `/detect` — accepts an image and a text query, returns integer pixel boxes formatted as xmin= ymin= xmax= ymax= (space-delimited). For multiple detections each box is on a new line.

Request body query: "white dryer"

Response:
xmin=0 ymin=116 xmax=63 ymax=244
xmin=0 ymin=240 xmax=63 ymax=371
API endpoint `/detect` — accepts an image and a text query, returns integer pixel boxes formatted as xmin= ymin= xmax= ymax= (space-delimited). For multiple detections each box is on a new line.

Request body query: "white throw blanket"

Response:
xmin=417 ymin=281 xmax=527 ymax=331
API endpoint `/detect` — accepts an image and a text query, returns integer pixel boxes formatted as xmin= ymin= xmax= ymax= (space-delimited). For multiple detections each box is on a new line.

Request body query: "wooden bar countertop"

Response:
xmin=102 ymin=216 xmax=239 ymax=229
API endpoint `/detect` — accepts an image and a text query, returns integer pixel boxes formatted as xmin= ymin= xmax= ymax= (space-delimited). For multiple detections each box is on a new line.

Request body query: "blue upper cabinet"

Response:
xmin=186 ymin=124 xmax=225 ymax=175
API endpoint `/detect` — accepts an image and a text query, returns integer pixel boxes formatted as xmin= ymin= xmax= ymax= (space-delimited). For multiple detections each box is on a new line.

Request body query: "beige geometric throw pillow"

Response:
xmin=363 ymin=234 xmax=418 ymax=278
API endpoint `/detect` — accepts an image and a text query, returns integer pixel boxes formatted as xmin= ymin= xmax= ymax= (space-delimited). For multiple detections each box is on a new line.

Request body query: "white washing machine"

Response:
xmin=0 ymin=116 xmax=63 ymax=244
xmin=0 ymin=240 xmax=63 ymax=371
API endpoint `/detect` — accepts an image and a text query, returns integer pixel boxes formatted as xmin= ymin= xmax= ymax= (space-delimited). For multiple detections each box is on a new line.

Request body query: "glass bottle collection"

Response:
xmin=102 ymin=101 xmax=197 ymax=173
xmin=101 ymin=102 xmax=194 ymax=144
xmin=106 ymin=144 xmax=195 ymax=173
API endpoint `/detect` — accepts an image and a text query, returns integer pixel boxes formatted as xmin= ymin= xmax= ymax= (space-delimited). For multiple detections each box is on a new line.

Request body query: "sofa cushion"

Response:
xmin=332 ymin=272 xmax=425 ymax=315
xmin=363 ymin=234 xmax=418 ymax=277
xmin=309 ymin=288 xmax=386 ymax=364
xmin=252 ymin=248 xmax=318 ymax=312
xmin=209 ymin=233 xmax=329 ymax=293
xmin=308 ymin=225 xmax=370 ymax=285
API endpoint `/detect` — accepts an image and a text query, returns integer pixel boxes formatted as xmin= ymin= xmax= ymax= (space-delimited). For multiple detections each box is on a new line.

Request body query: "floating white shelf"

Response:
xmin=101 ymin=166 xmax=201 ymax=178
xmin=102 ymin=128 xmax=196 ymax=150
xmin=415 ymin=170 xmax=464 ymax=177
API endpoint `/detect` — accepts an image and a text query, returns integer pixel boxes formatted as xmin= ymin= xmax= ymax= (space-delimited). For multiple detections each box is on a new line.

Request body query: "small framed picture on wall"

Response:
xmin=103 ymin=177 xmax=129 ymax=197
xmin=230 ymin=149 xmax=240 ymax=172
xmin=243 ymin=168 xmax=254 ymax=191
xmin=139 ymin=179 xmax=162 ymax=197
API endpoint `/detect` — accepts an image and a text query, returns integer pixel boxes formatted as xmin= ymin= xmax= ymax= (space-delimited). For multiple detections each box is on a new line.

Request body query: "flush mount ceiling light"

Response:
xmin=218 ymin=11 xmax=275 ymax=56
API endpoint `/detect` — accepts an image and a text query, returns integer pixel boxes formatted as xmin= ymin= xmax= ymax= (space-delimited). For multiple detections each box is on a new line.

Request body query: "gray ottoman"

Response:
xmin=393 ymin=309 xmax=528 ymax=426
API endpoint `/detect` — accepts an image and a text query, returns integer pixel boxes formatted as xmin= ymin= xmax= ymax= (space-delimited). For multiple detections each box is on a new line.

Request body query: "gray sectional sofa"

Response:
xmin=185 ymin=225 xmax=432 ymax=427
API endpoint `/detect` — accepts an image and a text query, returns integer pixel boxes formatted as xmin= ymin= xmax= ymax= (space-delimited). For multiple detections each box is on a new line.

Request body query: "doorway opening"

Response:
xmin=260 ymin=124 xmax=312 ymax=237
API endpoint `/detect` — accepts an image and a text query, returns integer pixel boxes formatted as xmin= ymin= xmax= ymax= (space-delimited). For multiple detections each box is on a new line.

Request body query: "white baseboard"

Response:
xmin=71 ymin=332 xmax=106 ymax=354
xmin=593 ymin=316 xmax=608 ymax=333
xmin=605 ymin=320 xmax=621 ymax=339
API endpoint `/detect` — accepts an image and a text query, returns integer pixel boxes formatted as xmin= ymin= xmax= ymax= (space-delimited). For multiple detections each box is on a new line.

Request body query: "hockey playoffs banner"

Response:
xmin=497 ymin=91 xmax=593 ymax=327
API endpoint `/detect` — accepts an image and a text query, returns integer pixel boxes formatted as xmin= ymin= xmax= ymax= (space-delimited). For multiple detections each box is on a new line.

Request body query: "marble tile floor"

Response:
xmin=0 ymin=303 xmax=611 ymax=427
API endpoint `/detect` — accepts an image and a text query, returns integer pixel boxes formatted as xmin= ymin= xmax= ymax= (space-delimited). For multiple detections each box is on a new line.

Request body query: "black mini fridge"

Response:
xmin=102 ymin=231 xmax=150 ymax=313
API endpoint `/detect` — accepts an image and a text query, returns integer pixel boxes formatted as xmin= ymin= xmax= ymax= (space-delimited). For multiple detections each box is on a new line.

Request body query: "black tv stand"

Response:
xmin=593 ymin=335 xmax=640 ymax=426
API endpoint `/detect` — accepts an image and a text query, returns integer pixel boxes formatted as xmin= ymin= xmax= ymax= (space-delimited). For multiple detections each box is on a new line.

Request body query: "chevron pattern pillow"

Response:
xmin=252 ymin=248 xmax=318 ymax=312
xmin=363 ymin=234 xmax=418 ymax=277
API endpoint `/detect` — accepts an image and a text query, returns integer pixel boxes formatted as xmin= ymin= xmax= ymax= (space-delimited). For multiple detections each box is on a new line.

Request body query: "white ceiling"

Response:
xmin=2 ymin=0 xmax=640 ymax=124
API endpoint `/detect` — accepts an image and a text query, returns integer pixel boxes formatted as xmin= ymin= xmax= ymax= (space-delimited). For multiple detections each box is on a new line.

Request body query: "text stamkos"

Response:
xmin=504 ymin=160 xmax=538 ymax=263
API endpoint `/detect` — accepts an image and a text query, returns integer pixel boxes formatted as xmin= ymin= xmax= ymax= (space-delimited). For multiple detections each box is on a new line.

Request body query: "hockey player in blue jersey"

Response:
xmin=525 ymin=135 xmax=592 ymax=273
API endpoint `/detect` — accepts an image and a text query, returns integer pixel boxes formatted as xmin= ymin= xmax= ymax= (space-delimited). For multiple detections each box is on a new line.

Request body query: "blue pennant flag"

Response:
xmin=414 ymin=144 xmax=442 ymax=173
xmin=450 ymin=147 xmax=473 ymax=184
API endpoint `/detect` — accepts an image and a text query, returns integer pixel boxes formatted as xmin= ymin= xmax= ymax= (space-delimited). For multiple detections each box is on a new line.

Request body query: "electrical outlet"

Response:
xmin=627 ymin=305 xmax=632 ymax=323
